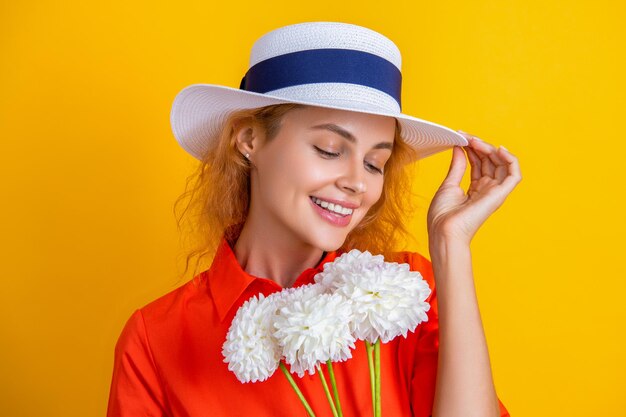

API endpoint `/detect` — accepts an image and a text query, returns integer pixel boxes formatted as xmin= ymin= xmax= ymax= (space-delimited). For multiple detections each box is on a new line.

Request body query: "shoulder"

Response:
xmin=114 ymin=272 xmax=214 ymax=356
xmin=114 ymin=308 xmax=146 ymax=354
xmin=125 ymin=272 xmax=212 ymax=333
xmin=146 ymin=272 xmax=207 ymax=310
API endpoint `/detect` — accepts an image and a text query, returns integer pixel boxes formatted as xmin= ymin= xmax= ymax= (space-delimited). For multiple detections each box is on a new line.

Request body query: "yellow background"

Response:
xmin=1 ymin=1 xmax=624 ymax=416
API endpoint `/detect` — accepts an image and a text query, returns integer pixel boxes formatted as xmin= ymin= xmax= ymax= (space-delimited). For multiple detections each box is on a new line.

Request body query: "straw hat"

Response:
xmin=170 ymin=21 xmax=468 ymax=161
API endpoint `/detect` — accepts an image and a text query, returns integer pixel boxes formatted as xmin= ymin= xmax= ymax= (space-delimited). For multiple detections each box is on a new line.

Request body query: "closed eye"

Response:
xmin=315 ymin=145 xmax=384 ymax=174
xmin=365 ymin=161 xmax=383 ymax=174
xmin=313 ymin=146 xmax=340 ymax=158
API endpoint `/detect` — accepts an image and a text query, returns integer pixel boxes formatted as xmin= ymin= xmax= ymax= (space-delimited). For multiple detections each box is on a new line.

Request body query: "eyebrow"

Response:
xmin=309 ymin=123 xmax=394 ymax=150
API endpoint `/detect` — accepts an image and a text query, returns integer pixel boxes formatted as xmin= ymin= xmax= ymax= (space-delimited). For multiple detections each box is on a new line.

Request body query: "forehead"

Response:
xmin=282 ymin=105 xmax=396 ymax=137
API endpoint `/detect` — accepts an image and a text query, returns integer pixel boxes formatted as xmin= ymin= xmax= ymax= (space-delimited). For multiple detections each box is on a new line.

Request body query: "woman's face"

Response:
xmin=246 ymin=105 xmax=397 ymax=252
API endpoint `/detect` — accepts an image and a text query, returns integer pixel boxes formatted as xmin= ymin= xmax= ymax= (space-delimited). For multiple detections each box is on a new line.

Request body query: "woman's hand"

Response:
xmin=426 ymin=130 xmax=522 ymax=245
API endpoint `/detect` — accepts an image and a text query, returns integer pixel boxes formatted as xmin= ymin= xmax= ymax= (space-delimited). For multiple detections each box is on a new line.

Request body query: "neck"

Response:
xmin=233 ymin=217 xmax=326 ymax=288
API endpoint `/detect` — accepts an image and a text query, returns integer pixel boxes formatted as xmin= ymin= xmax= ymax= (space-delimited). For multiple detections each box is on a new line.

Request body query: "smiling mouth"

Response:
xmin=309 ymin=196 xmax=354 ymax=216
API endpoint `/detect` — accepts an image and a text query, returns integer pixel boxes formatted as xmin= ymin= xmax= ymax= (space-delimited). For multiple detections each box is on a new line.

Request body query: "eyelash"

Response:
xmin=367 ymin=163 xmax=384 ymax=175
xmin=313 ymin=146 xmax=383 ymax=175
xmin=314 ymin=146 xmax=340 ymax=158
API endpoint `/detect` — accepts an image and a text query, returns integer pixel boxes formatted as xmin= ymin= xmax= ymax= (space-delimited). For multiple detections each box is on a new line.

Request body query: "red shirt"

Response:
xmin=107 ymin=238 xmax=510 ymax=416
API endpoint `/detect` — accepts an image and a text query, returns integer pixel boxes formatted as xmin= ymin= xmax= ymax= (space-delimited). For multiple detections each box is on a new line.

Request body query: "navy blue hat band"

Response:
xmin=239 ymin=48 xmax=402 ymax=109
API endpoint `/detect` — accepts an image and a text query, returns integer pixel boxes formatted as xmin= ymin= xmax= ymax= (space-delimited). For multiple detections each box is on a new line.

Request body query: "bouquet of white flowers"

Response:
xmin=222 ymin=249 xmax=432 ymax=417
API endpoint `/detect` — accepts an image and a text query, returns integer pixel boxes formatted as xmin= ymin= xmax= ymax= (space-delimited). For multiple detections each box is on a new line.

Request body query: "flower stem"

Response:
xmin=326 ymin=360 xmax=343 ymax=417
xmin=375 ymin=339 xmax=381 ymax=417
xmin=365 ymin=341 xmax=375 ymax=416
xmin=316 ymin=364 xmax=339 ymax=417
xmin=280 ymin=362 xmax=316 ymax=417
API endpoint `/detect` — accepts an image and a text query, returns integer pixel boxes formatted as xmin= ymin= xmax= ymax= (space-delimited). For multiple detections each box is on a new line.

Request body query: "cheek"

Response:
xmin=365 ymin=178 xmax=385 ymax=207
xmin=350 ymin=179 xmax=384 ymax=226
xmin=259 ymin=149 xmax=330 ymax=197
xmin=288 ymin=154 xmax=335 ymax=189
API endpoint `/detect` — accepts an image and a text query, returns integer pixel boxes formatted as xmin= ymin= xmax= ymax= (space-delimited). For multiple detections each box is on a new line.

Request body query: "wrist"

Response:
xmin=428 ymin=235 xmax=471 ymax=265
xmin=427 ymin=224 xmax=471 ymax=247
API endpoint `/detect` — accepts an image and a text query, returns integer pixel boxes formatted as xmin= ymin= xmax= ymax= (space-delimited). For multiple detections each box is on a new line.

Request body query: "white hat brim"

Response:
xmin=170 ymin=84 xmax=469 ymax=161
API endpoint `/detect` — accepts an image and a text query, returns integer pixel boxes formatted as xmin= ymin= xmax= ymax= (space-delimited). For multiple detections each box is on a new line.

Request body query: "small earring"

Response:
xmin=245 ymin=153 xmax=250 ymax=159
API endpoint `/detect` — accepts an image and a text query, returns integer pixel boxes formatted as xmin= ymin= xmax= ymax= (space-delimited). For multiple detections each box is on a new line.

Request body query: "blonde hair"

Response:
xmin=173 ymin=103 xmax=419 ymax=283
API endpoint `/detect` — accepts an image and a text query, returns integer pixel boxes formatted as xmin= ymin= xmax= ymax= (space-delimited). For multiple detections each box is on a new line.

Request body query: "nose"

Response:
xmin=336 ymin=159 xmax=366 ymax=195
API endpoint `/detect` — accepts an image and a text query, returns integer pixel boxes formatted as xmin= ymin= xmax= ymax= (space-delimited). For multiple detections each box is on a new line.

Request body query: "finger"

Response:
xmin=497 ymin=146 xmax=523 ymax=192
xmin=493 ymin=146 xmax=510 ymax=183
xmin=470 ymin=138 xmax=507 ymax=166
xmin=457 ymin=131 xmax=499 ymax=179
xmin=472 ymin=139 xmax=511 ymax=183
xmin=442 ymin=146 xmax=467 ymax=187
xmin=464 ymin=145 xmax=482 ymax=182
xmin=471 ymin=138 xmax=519 ymax=185
xmin=468 ymin=137 xmax=498 ymax=178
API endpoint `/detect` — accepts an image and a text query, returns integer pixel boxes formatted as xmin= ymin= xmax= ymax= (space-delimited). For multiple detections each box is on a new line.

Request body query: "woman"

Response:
xmin=107 ymin=22 xmax=520 ymax=417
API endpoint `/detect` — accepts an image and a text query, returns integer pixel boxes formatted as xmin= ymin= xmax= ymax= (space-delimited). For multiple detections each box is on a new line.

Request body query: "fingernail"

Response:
xmin=500 ymin=145 xmax=509 ymax=152
xmin=458 ymin=130 xmax=482 ymax=142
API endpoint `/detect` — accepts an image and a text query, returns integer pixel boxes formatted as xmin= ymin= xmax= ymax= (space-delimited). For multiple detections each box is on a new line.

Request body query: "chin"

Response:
xmin=307 ymin=232 xmax=349 ymax=253
xmin=319 ymin=241 xmax=344 ymax=252
xmin=307 ymin=220 xmax=366 ymax=253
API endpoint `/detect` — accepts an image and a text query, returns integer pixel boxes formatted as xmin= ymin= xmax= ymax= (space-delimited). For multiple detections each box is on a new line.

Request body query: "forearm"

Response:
xmin=429 ymin=237 xmax=500 ymax=417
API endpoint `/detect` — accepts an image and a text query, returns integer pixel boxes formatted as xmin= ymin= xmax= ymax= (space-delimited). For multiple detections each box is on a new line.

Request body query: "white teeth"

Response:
xmin=311 ymin=197 xmax=354 ymax=215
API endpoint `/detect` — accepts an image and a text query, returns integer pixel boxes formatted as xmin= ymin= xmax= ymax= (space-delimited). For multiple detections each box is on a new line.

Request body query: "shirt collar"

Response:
xmin=207 ymin=237 xmax=339 ymax=322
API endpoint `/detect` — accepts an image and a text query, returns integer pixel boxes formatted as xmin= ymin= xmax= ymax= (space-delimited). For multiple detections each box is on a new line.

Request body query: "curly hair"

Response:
xmin=173 ymin=103 xmax=419 ymax=284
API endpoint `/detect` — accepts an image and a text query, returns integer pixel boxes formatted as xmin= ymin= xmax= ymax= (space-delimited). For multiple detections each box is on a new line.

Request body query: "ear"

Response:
xmin=233 ymin=117 xmax=263 ymax=160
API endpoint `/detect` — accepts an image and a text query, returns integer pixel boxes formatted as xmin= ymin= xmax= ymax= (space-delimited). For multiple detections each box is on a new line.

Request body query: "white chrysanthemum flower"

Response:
xmin=222 ymin=293 xmax=281 ymax=383
xmin=315 ymin=249 xmax=432 ymax=344
xmin=273 ymin=284 xmax=356 ymax=378
xmin=314 ymin=249 xmax=385 ymax=291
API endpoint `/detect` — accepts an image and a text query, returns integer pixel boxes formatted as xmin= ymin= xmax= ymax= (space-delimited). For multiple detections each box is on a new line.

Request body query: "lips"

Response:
xmin=309 ymin=196 xmax=354 ymax=216
xmin=309 ymin=196 xmax=353 ymax=227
